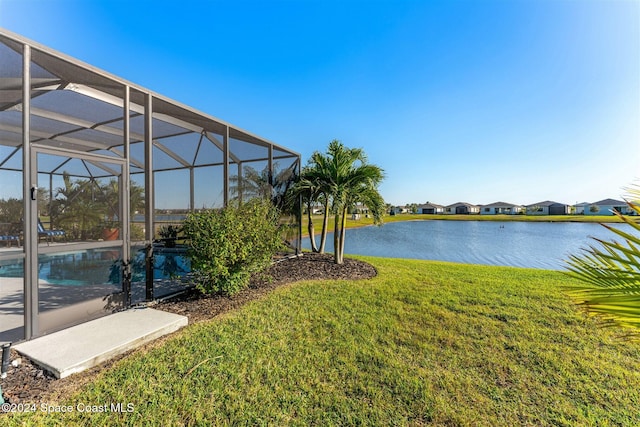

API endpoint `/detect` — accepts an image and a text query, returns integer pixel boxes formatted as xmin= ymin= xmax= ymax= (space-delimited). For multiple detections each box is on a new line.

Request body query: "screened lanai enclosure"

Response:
xmin=0 ymin=29 xmax=301 ymax=343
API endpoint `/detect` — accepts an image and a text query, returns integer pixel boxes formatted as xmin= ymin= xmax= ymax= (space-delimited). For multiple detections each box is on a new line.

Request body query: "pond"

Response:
xmin=302 ymin=220 xmax=634 ymax=270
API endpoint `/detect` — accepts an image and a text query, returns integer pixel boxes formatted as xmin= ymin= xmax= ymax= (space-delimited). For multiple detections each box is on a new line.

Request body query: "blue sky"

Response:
xmin=1 ymin=0 xmax=638 ymax=206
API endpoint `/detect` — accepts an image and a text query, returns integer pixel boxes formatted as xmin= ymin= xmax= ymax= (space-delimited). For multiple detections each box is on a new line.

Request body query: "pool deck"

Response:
xmin=13 ymin=307 xmax=188 ymax=378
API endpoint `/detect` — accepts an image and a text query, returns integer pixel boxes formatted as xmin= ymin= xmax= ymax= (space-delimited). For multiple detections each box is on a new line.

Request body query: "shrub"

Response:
xmin=182 ymin=198 xmax=285 ymax=295
xmin=130 ymin=223 xmax=145 ymax=240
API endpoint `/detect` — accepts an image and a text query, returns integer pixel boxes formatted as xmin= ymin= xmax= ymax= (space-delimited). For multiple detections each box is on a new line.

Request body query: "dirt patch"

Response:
xmin=0 ymin=253 xmax=376 ymax=405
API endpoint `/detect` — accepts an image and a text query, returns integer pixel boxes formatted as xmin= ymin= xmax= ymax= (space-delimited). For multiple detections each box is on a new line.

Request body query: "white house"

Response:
xmin=353 ymin=202 xmax=370 ymax=215
xmin=418 ymin=202 xmax=445 ymax=214
xmin=444 ymin=202 xmax=480 ymax=215
xmin=480 ymin=202 xmax=523 ymax=215
xmin=390 ymin=205 xmax=410 ymax=215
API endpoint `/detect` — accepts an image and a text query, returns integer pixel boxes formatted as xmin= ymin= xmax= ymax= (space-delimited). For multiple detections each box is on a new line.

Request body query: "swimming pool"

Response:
xmin=0 ymin=246 xmax=191 ymax=286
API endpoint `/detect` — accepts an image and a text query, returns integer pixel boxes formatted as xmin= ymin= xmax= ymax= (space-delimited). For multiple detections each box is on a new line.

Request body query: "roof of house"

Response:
xmin=418 ymin=203 xmax=445 ymax=209
xmin=525 ymin=200 xmax=567 ymax=207
xmin=592 ymin=198 xmax=626 ymax=205
xmin=446 ymin=202 xmax=479 ymax=208
xmin=481 ymin=201 xmax=522 ymax=208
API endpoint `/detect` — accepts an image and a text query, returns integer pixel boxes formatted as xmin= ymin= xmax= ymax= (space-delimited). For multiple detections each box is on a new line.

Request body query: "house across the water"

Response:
xmin=480 ymin=202 xmax=524 ymax=215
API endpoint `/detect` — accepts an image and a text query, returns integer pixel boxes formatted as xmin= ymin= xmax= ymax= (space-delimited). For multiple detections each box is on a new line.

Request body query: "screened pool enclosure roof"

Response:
xmin=0 ymin=29 xmax=301 ymax=344
xmin=0 ymin=28 xmax=300 ymax=181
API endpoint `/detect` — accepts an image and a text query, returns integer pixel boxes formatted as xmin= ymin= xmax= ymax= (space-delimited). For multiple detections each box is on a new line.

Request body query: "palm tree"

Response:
xmin=316 ymin=191 xmax=331 ymax=253
xmin=230 ymin=162 xmax=298 ymax=210
xmin=565 ymin=185 xmax=640 ymax=336
xmin=315 ymin=140 xmax=385 ymax=264
xmin=229 ymin=165 xmax=272 ymax=203
xmin=288 ymin=170 xmax=321 ymax=252
xmin=305 ymin=151 xmax=333 ymax=253
xmin=51 ymin=173 xmax=103 ymax=240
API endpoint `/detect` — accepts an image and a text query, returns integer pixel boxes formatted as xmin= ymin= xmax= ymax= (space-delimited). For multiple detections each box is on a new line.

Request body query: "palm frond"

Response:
xmin=565 ymin=186 xmax=640 ymax=335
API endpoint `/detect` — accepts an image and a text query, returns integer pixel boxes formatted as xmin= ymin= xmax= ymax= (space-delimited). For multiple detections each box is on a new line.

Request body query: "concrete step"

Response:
xmin=14 ymin=308 xmax=188 ymax=378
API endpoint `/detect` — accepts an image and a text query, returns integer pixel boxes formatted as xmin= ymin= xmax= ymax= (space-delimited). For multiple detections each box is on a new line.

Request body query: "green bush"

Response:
xmin=182 ymin=198 xmax=285 ymax=295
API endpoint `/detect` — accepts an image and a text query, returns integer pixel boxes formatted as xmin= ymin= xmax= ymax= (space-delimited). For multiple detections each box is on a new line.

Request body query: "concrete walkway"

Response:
xmin=14 ymin=308 xmax=188 ymax=378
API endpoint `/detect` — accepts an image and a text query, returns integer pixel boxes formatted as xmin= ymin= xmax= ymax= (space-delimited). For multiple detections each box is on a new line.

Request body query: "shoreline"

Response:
xmin=302 ymin=213 xmax=633 ymax=238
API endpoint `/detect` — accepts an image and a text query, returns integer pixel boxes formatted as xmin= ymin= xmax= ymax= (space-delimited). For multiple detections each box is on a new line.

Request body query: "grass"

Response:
xmin=7 ymin=257 xmax=640 ymax=426
xmin=303 ymin=213 xmax=631 ymax=237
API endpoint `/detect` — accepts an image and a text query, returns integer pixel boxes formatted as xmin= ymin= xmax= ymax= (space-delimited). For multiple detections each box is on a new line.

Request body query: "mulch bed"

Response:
xmin=0 ymin=253 xmax=376 ymax=405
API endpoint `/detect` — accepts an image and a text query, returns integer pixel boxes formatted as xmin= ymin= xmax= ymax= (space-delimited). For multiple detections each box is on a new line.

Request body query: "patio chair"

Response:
xmin=37 ymin=218 xmax=66 ymax=245
xmin=0 ymin=223 xmax=20 ymax=247
xmin=0 ymin=234 xmax=20 ymax=247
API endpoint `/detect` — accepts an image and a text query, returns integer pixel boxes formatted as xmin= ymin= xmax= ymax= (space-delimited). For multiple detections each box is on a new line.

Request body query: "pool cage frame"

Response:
xmin=0 ymin=28 xmax=301 ymax=342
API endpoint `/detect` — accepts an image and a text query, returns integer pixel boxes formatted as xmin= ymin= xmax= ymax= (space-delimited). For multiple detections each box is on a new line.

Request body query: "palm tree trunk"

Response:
xmin=333 ymin=212 xmax=341 ymax=264
xmin=307 ymin=203 xmax=318 ymax=252
xmin=319 ymin=194 xmax=329 ymax=253
xmin=338 ymin=206 xmax=348 ymax=264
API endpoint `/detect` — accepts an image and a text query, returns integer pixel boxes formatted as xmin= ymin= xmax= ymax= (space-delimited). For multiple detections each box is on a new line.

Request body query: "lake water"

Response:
xmin=302 ymin=220 xmax=633 ymax=270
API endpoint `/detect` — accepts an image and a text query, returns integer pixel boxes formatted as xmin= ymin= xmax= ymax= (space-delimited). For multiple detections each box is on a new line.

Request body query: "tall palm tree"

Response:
xmin=565 ymin=186 xmax=640 ymax=336
xmin=288 ymin=170 xmax=321 ymax=252
xmin=315 ymin=140 xmax=385 ymax=264
xmin=305 ymin=151 xmax=333 ymax=253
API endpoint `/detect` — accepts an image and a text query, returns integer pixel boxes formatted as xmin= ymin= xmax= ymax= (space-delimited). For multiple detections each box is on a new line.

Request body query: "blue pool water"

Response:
xmin=0 ymin=246 xmax=190 ymax=285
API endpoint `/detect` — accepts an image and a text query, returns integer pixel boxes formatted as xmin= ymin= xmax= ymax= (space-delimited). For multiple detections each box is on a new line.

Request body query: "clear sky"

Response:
xmin=1 ymin=0 xmax=638 ymax=206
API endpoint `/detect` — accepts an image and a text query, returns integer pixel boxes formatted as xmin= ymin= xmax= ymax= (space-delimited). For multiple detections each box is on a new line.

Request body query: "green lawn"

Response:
xmin=8 ymin=257 xmax=640 ymax=426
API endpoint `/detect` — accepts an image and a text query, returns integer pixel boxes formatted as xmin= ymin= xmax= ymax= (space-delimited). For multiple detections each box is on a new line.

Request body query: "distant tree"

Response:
xmin=37 ymin=187 xmax=50 ymax=217
xmin=527 ymin=205 xmax=542 ymax=215
xmin=230 ymin=163 xmax=298 ymax=212
xmin=229 ymin=165 xmax=272 ymax=204
xmin=51 ymin=173 xmax=103 ymax=240
xmin=130 ymin=180 xmax=145 ymax=216
xmin=0 ymin=197 xmax=23 ymax=233
xmin=50 ymin=173 xmax=145 ymax=240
